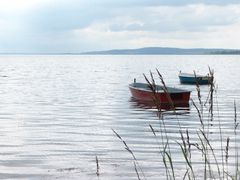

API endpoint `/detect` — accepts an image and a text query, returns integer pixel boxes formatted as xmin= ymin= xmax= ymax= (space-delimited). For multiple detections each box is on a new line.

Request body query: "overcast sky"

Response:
xmin=1 ymin=0 xmax=240 ymax=53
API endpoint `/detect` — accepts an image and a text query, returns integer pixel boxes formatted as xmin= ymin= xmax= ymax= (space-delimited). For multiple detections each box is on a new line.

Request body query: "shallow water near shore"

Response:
xmin=0 ymin=55 xmax=239 ymax=179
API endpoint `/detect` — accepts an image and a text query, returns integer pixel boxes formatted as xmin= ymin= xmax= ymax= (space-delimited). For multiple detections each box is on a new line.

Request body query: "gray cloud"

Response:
xmin=22 ymin=1 xmax=240 ymax=34
xmin=104 ymin=5 xmax=240 ymax=33
xmin=1 ymin=0 xmax=240 ymax=53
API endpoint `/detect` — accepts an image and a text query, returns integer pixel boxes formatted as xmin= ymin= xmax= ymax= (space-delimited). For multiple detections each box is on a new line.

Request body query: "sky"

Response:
xmin=0 ymin=0 xmax=240 ymax=53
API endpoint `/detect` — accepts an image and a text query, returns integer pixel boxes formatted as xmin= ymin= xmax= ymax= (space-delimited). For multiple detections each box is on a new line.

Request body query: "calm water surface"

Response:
xmin=0 ymin=55 xmax=239 ymax=179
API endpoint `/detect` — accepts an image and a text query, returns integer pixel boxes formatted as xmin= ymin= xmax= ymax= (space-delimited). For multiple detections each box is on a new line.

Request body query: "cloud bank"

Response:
xmin=0 ymin=0 xmax=240 ymax=53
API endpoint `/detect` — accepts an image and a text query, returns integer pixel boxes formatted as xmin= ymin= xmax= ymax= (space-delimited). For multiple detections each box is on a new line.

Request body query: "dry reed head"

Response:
xmin=96 ymin=156 xmax=100 ymax=178
xmin=225 ymin=138 xmax=230 ymax=163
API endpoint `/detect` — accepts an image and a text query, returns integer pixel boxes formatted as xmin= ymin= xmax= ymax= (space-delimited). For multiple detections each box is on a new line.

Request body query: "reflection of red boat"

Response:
xmin=130 ymin=97 xmax=190 ymax=110
xmin=129 ymin=82 xmax=191 ymax=105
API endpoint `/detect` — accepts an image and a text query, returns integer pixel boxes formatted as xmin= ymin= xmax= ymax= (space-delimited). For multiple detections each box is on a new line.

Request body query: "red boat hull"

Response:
xmin=129 ymin=86 xmax=191 ymax=105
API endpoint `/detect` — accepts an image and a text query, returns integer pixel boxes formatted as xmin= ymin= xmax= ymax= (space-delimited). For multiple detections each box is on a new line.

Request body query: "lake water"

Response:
xmin=0 ymin=55 xmax=239 ymax=179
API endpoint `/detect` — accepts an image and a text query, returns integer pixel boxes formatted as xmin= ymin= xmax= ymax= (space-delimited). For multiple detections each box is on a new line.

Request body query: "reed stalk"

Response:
xmin=234 ymin=101 xmax=239 ymax=180
xmin=112 ymin=129 xmax=147 ymax=180
xmin=144 ymin=71 xmax=177 ymax=180
xmin=96 ymin=156 xmax=100 ymax=180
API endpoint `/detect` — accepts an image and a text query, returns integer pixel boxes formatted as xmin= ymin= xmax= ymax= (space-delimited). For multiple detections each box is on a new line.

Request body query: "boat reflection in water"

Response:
xmin=130 ymin=97 xmax=190 ymax=114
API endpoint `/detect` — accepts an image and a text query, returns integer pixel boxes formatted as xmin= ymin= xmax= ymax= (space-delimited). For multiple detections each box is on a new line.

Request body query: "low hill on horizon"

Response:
xmin=82 ymin=47 xmax=240 ymax=55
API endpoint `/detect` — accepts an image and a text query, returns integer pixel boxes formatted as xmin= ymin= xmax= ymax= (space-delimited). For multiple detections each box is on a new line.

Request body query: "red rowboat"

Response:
xmin=129 ymin=82 xmax=191 ymax=105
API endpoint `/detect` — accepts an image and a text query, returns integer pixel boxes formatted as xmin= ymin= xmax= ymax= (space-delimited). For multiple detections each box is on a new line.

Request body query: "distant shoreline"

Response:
xmin=1 ymin=47 xmax=240 ymax=55
xmin=81 ymin=47 xmax=240 ymax=55
xmin=1 ymin=54 xmax=240 ymax=56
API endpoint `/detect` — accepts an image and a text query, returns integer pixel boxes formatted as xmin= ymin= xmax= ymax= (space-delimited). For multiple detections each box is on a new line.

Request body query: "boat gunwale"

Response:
xmin=178 ymin=72 xmax=209 ymax=78
xmin=129 ymin=83 xmax=191 ymax=94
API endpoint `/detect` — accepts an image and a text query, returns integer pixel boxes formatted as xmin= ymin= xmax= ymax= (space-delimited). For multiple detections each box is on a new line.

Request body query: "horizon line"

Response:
xmin=1 ymin=46 xmax=240 ymax=55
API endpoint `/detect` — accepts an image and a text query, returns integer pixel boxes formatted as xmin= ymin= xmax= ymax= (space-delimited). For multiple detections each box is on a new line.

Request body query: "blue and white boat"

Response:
xmin=178 ymin=72 xmax=211 ymax=85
